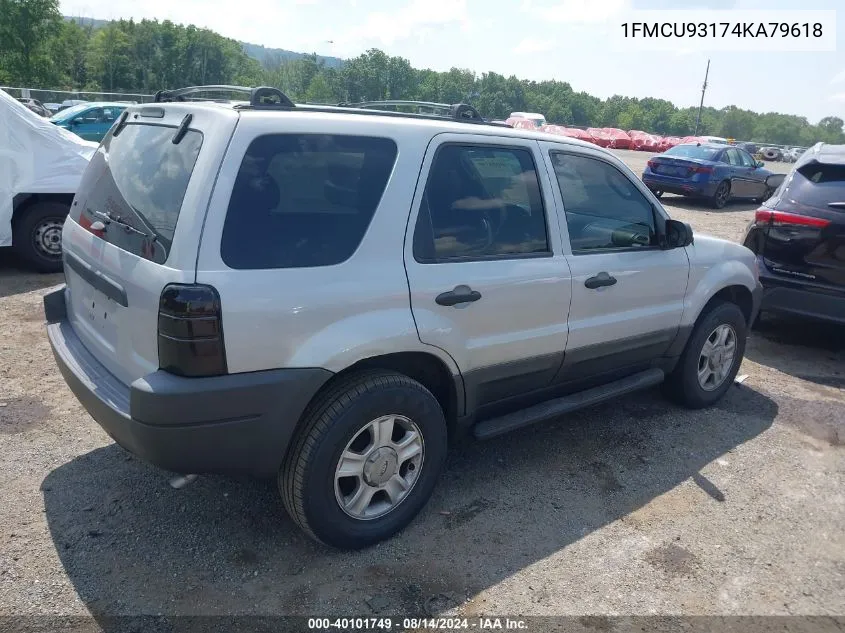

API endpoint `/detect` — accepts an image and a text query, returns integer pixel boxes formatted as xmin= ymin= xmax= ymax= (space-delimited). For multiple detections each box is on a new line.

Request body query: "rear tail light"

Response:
xmin=755 ymin=209 xmax=831 ymax=228
xmin=691 ymin=166 xmax=714 ymax=174
xmin=157 ymin=284 xmax=227 ymax=377
xmin=647 ymin=160 xmax=658 ymax=170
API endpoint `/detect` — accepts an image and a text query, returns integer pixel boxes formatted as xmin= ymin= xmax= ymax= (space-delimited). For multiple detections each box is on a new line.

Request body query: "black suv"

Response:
xmin=743 ymin=143 xmax=845 ymax=324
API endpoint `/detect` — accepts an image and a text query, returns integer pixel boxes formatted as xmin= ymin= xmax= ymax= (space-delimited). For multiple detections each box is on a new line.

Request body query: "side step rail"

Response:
xmin=473 ymin=368 xmax=665 ymax=440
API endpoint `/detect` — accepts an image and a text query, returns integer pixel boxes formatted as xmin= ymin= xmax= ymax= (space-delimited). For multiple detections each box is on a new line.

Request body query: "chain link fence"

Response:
xmin=2 ymin=87 xmax=155 ymax=111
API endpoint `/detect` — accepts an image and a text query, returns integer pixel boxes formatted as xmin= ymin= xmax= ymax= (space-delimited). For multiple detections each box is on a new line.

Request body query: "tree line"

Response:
xmin=1 ymin=0 xmax=843 ymax=146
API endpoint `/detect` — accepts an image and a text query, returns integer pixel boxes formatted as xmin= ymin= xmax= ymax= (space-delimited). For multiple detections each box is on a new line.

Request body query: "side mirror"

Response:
xmin=756 ymin=160 xmax=765 ymax=168
xmin=664 ymin=219 xmax=694 ymax=249
xmin=766 ymin=173 xmax=786 ymax=189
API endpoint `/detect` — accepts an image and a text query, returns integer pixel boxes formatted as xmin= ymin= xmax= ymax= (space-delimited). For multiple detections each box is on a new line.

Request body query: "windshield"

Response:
xmin=50 ymin=103 xmax=92 ymax=122
xmin=664 ymin=145 xmax=722 ymax=160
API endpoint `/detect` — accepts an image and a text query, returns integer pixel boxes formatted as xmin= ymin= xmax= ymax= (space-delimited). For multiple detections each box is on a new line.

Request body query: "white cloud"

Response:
xmin=523 ymin=0 xmax=628 ymax=23
xmin=830 ymin=70 xmax=845 ymax=85
xmin=513 ymin=38 xmax=557 ymax=55
xmin=334 ymin=0 xmax=469 ymax=51
xmin=829 ymin=93 xmax=845 ymax=102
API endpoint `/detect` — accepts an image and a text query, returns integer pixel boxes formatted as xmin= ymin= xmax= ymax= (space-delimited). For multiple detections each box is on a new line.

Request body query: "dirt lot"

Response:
xmin=1 ymin=151 xmax=843 ymax=623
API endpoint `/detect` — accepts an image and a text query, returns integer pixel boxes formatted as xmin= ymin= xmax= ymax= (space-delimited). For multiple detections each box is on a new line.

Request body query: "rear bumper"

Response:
xmin=758 ymin=269 xmax=845 ymax=325
xmin=642 ymin=174 xmax=718 ymax=198
xmin=45 ymin=286 xmax=333 ymax=477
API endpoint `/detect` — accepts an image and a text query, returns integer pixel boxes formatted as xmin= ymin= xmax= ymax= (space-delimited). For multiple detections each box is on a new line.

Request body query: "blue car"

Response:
xmin=642 ymin=143 xmax=777 ymax=208
xmin=49 ymin=102 xmax=127 ymax=143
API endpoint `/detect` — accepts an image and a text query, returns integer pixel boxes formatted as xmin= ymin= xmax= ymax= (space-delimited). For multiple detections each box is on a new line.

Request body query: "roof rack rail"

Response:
xmin=341 ymin=100 xmax=488 ymax=123
xmin=152 ymin=86 xmax=510 ymax=127
xmin=153 ymin=85 xmax=295 ymax=108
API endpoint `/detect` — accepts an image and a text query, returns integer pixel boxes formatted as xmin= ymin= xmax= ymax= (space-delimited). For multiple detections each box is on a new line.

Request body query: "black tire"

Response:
xmin=711 ymin=180 xmax=731 ymax=209
xmin=12 ymin=201 xmax=69 ymax=273
xmin=755 ymin=186 xmax=774 ymax=204
xmin=650 ymin=189 xmax=664 ymax=199
xmin=280 ymin=370 xmax=448 ymax=549
xmin=663 ymin=300 xmax=747 ymax=409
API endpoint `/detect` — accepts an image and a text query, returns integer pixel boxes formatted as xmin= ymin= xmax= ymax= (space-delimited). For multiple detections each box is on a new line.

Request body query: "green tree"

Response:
xmin=87 ymin=23 xmax=133 ymax=90
xmin=0 ymin=0 xmax=62 ymax=85
xmin=51 ymin=19 xmax=91 ymax=88
xmin=304 ymin=73 xmax=334 ymax=103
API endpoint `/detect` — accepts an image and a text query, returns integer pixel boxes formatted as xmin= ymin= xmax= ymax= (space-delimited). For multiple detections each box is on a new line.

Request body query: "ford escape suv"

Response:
xmin=45 ymin=86 xmax=763 ymax=549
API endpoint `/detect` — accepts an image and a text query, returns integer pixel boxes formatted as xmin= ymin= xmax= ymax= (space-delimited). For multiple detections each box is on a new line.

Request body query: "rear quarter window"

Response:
xmin=788 ymin=163 xmax=845 ymax=209
xmin=220 ymin=134 xmax=398 ymax=269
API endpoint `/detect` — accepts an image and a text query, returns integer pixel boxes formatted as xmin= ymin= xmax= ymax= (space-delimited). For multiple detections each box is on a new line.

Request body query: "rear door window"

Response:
xmin=412 ymin=144 xmax=550 ymax=262
xmin=221 ymin=134 xmax=398 ymax=269
xmin=70 ymin=123 xmax=203 ymax=264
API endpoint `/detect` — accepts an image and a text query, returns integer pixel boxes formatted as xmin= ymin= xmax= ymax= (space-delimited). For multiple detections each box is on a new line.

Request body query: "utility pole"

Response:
xmin=694 ymin=59 xmax=710 ymax=136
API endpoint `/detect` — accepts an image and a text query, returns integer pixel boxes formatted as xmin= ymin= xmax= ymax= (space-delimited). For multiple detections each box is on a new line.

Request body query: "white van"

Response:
xmin=509 ymin=111 xmax=546 ymax=127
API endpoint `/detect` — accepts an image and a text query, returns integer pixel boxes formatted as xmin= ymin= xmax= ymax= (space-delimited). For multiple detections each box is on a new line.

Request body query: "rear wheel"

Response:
xmin=280 ymin=370 xmax=447 ymax=549
xmin=711 ymin=180 xmax=731 ymax=209
xmin=650 ymin=189 xmax=664 ymax=199
xmin=12 ymin=201 xmax=69 ymax=273
xmin=663 ymin=301 xmax=747 ymax=409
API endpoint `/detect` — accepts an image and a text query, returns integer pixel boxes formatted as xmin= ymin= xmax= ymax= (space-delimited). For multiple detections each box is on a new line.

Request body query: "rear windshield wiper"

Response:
xmin=92 ymin=210 xmax=157 ymax=242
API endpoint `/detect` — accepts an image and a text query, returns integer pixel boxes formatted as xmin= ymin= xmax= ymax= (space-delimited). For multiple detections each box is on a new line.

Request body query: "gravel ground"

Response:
xmin=0 ymin=151 xmax=843 ymax=623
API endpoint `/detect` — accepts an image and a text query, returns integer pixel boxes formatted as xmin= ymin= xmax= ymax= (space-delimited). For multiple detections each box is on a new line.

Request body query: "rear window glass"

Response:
xmin=70 ymin=123 xmax=202 ymax=263
xmin=221 ymin=134 xmax=398 ymax=269
xmin=789 ymin=163 xmax=845 ymax=209
xmin=664 ymin=145 xmax=721 ymax=160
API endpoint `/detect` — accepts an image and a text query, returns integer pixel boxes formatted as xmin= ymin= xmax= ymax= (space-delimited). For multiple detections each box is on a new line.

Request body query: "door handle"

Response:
xmin=584 ymin=272 xmax=617 ymax=289
xmin=435 ymin=285 xmax=482 ymax=306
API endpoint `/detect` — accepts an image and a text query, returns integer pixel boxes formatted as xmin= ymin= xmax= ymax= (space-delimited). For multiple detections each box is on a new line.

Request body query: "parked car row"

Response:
xmin=642 ymin=138 xmax=843 ymax=325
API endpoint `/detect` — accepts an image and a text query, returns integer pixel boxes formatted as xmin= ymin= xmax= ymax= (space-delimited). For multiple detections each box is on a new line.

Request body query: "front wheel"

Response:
xmin=12 ymin=201 xmax=69 ymax=273
xmin=280 ymin=370 xmax=447 ymax=549
xmin=663 ymin=301 xmax=747 ymax=409
xmin=755 ymin=186 xmax=774 ymax=204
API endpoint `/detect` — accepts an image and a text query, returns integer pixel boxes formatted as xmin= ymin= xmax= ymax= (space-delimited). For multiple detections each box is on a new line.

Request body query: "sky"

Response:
xmin=59 ymin=0 xmax=845 ymax=124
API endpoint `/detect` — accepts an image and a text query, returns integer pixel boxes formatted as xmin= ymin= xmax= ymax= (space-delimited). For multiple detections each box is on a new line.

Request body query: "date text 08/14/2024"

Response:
xmin=307 ymin=617 xmax=529 ymax=630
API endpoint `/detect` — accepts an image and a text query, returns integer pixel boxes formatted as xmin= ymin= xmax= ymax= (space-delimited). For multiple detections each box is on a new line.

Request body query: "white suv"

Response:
xmin=44 ymin=87 xmax=762 ymax=549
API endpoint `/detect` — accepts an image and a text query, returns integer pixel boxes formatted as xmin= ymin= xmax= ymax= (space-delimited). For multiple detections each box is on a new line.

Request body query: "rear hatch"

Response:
xmin=758 ymin=160 xmax=845 ymax=291
xmin=61 ymin=103 xmax=238 ymax=385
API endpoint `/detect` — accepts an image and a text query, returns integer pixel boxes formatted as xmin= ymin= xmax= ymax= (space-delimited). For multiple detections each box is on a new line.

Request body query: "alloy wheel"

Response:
xmin=334 ymin=414 xmax=424 ymax=520
xmin=697 ymin=324 xmax=737 ymax=391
